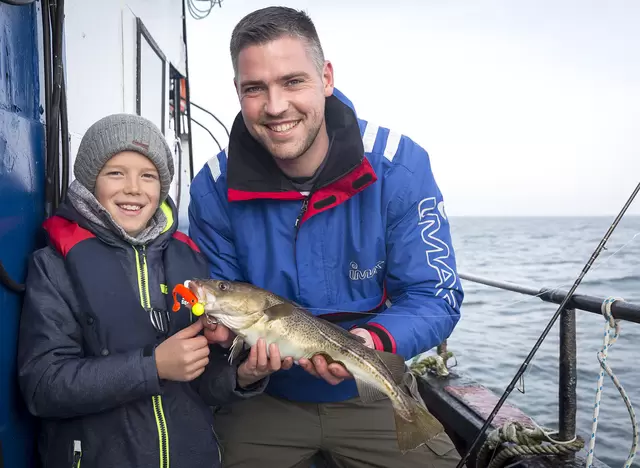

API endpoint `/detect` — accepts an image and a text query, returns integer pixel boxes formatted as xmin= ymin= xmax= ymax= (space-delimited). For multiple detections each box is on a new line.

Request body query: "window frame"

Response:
xmin=135 ymin=17 xmax=167 ymax=135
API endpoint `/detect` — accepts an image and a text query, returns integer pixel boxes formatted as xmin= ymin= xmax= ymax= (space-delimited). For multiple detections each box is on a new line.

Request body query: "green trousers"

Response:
xmin=213 ymin=393 xmax=461 ymax=468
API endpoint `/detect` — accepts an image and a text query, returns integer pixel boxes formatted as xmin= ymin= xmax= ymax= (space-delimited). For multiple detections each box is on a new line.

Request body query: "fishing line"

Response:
xmin=299 ymin=229 xmax=640 ymax=318
xmin=455 ymin=181 xmax=640 ymax=468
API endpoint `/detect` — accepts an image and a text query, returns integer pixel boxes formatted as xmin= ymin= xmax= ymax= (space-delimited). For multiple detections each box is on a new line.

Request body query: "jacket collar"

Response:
xmin=226 ymin=94 xmax=377 ymax=224
xmin=44 ymin=197 xmax=179 ymax=254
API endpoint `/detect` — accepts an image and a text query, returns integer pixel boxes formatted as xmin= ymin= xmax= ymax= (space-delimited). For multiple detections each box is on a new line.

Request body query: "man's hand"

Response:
xmin=237 ymin=338 xmax=294 ymax=388
xmin=200 ymin=316 xmax=235 ymax=348
xmin=298 ymin=328 xmax=375 ymax=385
xmin=298 ymin=355 xmax=352 ymax=385
xmin=155 ymin=320 xmax=210 ymax=382
xmin=350 ymin=328 xmax=376 ymax=349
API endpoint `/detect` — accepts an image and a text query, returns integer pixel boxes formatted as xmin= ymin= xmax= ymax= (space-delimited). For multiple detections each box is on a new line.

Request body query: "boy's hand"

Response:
xmin=155 ymin=320 xmax=210 ymax=382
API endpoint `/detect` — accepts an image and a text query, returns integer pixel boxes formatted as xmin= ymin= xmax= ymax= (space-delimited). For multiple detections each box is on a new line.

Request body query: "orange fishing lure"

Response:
xmin=172 ymin=284 xmax=205 ymax=316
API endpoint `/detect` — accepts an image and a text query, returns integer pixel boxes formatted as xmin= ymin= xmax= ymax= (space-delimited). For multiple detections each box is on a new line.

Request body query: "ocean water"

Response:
xmin=445 ymin=216 xmax=640 ymax=467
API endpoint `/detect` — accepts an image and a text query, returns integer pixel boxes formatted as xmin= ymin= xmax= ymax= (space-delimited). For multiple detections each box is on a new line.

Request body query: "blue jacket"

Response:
xmin=188 ymin=89 xmax=464 ymax=403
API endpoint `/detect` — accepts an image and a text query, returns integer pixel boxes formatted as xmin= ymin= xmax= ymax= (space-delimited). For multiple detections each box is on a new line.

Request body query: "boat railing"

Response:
xmin=458 ymin=271 xmax=640 ymax=444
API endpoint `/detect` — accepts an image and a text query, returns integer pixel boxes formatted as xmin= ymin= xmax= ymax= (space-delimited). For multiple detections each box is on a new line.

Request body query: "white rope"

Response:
xmin=530 ymin=418 xmax=580 ymax=446
xmin=585 ymin=296 xmax=638 ymax=468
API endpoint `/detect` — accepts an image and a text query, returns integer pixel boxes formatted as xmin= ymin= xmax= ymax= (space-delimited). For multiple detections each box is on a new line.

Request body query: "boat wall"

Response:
xmin=0 ymin=2 xmax=189 ymax=467
xmin=0 ymin=2 xmax=45 ymax=468
xmin=63 ymin=0 xmax=187 ymax=203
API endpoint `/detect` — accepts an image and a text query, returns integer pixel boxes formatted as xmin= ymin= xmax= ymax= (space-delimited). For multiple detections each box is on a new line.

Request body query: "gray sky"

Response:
xmin=186 ymin=1 xmax=640 ymax=217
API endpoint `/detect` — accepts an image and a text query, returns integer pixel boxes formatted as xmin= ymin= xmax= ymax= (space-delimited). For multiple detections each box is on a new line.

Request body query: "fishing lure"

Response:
xmin=172 ymin=283 xmax=205 ymax=316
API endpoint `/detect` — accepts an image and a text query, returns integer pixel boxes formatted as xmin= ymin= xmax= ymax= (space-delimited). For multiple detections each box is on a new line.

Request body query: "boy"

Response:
xmin=17 ymin=114 xmax=291 ymax=468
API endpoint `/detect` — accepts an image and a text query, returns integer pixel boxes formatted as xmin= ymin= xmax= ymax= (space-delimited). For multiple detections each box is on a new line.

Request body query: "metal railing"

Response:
xmin=459 ymin=271 xmax=640 ymax=447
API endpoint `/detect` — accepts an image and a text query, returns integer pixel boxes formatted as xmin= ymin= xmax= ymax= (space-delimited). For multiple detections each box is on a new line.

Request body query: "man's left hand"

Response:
xmin=298 ymin=328 xmax=374 ymax=385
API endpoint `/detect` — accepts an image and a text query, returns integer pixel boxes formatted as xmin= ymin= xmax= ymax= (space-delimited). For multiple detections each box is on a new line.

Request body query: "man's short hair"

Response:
xmin=230 ymin=6 xmax=325 ymax=78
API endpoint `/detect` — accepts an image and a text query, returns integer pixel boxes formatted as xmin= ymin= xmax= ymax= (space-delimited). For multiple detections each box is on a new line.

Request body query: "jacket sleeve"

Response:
xmin=188 ymin=152 xmax=245 ymax=282
xmin=17 ymin=249 xmax=162 ymax=419
xmin=193 ymin=346 xmax=268 ymax=406
xmin=358 ymin=137 xmax=464 ymax=361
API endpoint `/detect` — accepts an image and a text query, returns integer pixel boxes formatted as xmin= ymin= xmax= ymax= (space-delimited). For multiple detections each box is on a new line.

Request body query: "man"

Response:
xmin=188 ymin=6 xmax=464 ymax=468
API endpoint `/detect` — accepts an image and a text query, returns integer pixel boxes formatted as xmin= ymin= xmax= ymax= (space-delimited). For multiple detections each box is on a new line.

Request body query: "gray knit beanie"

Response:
xmin=74 ymin=113 xmax=174 ymax=202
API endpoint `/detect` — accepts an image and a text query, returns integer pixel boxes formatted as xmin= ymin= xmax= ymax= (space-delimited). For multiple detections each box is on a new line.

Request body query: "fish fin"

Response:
xmin=308 ymin=352 xmax=385 ymax=404
xmin=402 ymin=371 xmax=425 ymax=404
xmin=265 ymin=294 xmax=288 ymax=309
xmin=394 ymin=393 xmax=445 ymax=453
xmin=374 ymin=350 xmax=407 ymax=385
xmin=354 ymin=376 xmax=388 ymax=403
xmin=263 ymin=303 xmax=294 ymax=320
xmin=228 ymin=336 xmax=245 ymax=364
xmin=319 ymin=319 xmax=368 ymax=345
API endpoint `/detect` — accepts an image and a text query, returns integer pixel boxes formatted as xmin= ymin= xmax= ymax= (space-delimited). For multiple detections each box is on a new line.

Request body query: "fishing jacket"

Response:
xmin=188 ymin=89 xmax=464 ymax=403
xmin=17 ymin=197 xmax=266 ymax=468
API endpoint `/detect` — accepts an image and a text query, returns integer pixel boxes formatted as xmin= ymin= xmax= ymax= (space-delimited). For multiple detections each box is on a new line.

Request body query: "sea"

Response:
xmin=444 ymin=215 xmax=640 ymax=467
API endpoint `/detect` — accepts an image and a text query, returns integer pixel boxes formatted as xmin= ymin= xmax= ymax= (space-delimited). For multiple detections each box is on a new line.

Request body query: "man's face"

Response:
xmin=235 ymin=35 xmax=334 ymax=162
xmin=94 ymin=151 xmax=161 ymax=236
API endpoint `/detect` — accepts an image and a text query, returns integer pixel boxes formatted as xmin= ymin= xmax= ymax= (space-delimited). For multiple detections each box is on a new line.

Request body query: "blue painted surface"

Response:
xmin=0 ymin=3 xmax=45 ymax=468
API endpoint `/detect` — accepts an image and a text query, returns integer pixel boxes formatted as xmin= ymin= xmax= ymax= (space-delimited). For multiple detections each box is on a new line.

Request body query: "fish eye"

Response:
xmin=218 ymin=282 xmax=229 ymax=291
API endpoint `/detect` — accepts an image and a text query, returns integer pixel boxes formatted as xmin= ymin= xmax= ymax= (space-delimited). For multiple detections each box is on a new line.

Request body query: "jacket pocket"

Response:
xmin=71 ymin=440 xmax=82 ymax=468
xmin=425 ymin=431 xmax=457 ymax=456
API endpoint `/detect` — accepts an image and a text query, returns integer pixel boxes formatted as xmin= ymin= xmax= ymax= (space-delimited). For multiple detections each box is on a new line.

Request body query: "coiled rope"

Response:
xmin=477 ymin=421 xmax=584 ymax=468
xmin=409 ymin=342 xmax=454 ymax=378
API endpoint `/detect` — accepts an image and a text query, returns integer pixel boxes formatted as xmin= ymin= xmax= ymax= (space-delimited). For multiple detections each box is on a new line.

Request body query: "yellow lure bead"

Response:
xmin=192 ymin=302 xmax=204 ymax=316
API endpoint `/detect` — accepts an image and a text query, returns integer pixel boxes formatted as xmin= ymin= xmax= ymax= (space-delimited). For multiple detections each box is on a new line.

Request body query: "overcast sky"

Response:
xmin=185 ymin=1 xmax=640 ymax=217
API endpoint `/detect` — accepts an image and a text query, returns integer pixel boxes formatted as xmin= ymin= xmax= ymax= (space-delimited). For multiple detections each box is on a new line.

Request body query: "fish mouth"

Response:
xmin=184 ymin=279 xmax=199 ymax=295
xmin=184 ymin=279 xmax=223 ymax=326
xmin=184 ymin=279 xmax=218 ymax=317
xmin=204 ymin=312 xmax=219 ymax=326
xmin=184 ymin=279 xmax=211 ymax=299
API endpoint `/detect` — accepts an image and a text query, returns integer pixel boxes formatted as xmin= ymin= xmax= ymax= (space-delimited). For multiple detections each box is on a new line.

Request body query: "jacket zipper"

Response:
xmin=293 ymin=197 xmax=309 ymax=240
xmin=72 ymin=440 xmax=82 ymax=468
xmin=133 ymin=246 xmax=170 ymax=468
xmin=293 ymin=197 xmax=309 ymax=299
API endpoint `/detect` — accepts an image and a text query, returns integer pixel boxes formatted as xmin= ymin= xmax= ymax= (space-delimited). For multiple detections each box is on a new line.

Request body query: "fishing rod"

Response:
xmin=456 ymin=180 xmax=640 ymax=468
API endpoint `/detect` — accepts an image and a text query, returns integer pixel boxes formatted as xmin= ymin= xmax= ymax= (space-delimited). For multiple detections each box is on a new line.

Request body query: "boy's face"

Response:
xmin=94 ymin=151 xmax=161 ymax=236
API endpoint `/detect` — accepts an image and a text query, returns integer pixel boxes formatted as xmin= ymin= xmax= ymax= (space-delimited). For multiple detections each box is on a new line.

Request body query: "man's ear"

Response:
xmin=322 ymin=61 xmax=334 ymax=97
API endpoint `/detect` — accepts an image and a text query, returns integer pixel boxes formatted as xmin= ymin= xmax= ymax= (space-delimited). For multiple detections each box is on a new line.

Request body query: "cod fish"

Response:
xmin=185 ymin=278 xmax=445 ymax=453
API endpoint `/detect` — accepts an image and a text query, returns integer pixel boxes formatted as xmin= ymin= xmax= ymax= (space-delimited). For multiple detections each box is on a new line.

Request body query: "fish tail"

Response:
xmin=393 ymin=390 xmax=445 ymax=453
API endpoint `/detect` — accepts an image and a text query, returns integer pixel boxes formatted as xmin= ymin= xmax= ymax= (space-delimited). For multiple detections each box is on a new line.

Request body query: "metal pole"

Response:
xmin=459 ymin=272 xmax=541 ymax=297
xmin=458 ymin=272 xmax=640 ymax=324
xmin=559 ymin=307 xmax=577 ymax=445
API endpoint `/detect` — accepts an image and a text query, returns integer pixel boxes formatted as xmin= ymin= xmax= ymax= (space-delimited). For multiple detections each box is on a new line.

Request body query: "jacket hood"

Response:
xmin=332 ymin=87 xmax=357 ymax=115
xmin=52 ymin=180 xmax=179 ymax=250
